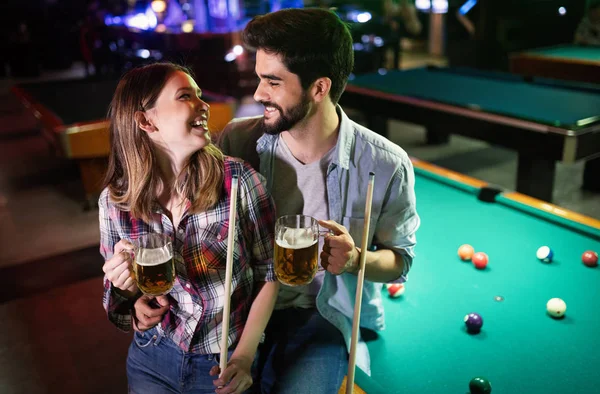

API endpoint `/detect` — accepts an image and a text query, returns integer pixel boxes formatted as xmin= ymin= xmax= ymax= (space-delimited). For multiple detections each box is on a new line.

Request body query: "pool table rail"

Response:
xmin=411 ymin=157 xmax=600 ymax=238
xmin=500 ymin=192 xmax=600 ymax=239
xmin=411 ymin=157 xmax=489 ymax=192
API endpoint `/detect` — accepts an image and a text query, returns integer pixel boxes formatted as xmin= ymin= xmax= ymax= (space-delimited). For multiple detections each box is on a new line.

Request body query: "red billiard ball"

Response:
xmin=472 ymin=252 xmax=488 ymax=269
xmin=582 ymin=251 xmax=598 ymax=268
xmin=387 ymin=283 xmax=405 ymax=298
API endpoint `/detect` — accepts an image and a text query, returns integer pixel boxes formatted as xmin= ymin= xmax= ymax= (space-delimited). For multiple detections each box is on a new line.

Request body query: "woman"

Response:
xmin=100 ymin=62 xmax=278 ymax=394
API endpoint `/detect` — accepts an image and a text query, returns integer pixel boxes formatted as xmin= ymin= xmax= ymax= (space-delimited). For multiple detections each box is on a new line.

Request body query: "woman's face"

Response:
xmin=145 ymin=71 xmax=211 ymax=158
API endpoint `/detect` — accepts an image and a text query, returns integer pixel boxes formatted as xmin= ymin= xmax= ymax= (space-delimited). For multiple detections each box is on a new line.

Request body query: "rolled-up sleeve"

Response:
xmin=377 ymin=156 xmax=420 ymax=282
xmin=238 ymin=163 xmax=276 ymax=283
xmin=99 ymin=190 xmax=134 ymax=332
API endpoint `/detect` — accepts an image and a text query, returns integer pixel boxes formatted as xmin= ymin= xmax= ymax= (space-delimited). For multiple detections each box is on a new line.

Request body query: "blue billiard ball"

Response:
xmin=464 ymin=313 xmax=483 ymax=333
xmin=536 ymin=246 xmax=553 ymax=263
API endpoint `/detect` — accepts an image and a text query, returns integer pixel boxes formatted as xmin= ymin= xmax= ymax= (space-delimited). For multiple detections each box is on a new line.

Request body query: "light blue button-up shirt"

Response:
xmin=218 ymin=106 xmax=420 ymax=375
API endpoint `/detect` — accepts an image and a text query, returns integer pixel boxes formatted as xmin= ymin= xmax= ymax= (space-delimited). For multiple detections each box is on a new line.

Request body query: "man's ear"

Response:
xmin=134 ymin=111 xmax=157 ymax=133
xmin=311 ymin=77 xmax=332 ymax=103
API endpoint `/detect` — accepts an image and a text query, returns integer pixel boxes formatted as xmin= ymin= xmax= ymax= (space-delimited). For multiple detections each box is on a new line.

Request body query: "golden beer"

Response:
xmin=274 ymin=215 xmax=320 ymax=286
xmin=133 ymin=234 xmax=175 ymax=296
xmin=134 ymin=254 xmax=175 ymax=296
xmin=274 ymin=238 xmax=319 ymax=286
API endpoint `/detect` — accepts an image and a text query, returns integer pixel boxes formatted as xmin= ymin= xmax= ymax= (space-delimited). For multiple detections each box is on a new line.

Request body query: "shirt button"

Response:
xmin=217 ymin=234 xmax=221 ymax=240
xmin=186 ymin=283 xmax=191 ymax=289
xmin=178 ymin=229 xmax=184 ymax=235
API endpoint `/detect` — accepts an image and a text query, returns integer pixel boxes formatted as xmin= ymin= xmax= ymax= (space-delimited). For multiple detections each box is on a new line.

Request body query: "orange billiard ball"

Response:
xmin=582 ymin=251 xmax=598 ymax=268
xmin=458 ymin=244 xmax=475 ymax=261
xmin=472 ymin=252 xmax=489 ymax=269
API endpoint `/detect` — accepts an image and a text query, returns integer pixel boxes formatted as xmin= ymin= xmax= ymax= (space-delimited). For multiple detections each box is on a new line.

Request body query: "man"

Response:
xmin=383 ymin=0 xmax=423 ymax=69
xmin=574 ymin=0 xmax=600 ymax=46
xmin=218 ymin=8 xmax=419 ymax=393
xmin=134 ymin=7 xmax=420 ymax=394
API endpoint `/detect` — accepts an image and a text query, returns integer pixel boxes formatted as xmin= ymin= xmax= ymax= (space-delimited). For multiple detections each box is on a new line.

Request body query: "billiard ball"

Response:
xmin=464 ymin=312 xmax=483 ymax=333
xmin=458 ymin=244 xmax=475 ymax=261
xmin=582 ymin=250 xmax=598 ymax=267
xmin=469 ymin=376 xmax=492 ymax=394
xmin=536 ymin=246 xmax=554 ymax=263
xmin=472 ymin=252 xmax=488 ymax=269
xmin=387 ymin=283 xmax=405 ymax=298
xmin=546 ymin=298 xmax=567 ymax=318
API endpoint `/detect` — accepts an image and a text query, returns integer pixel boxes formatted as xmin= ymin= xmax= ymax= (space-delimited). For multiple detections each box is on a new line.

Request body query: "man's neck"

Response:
xmin=281 ymin=103 xmax=339 ymax=165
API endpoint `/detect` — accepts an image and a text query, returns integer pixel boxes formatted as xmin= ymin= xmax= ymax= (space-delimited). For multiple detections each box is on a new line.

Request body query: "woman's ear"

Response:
xmin=134 ymin=111 xmax=157 ymax=133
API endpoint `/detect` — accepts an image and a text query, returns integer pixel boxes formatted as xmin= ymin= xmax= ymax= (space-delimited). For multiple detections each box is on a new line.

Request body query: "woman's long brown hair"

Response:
xmin=104 ymin=62 xmax=224 ymax=222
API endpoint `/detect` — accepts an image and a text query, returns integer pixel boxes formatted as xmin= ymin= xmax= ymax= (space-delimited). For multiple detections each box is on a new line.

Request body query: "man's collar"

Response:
xmin=256 ymin=105 xmax=355 ymax=171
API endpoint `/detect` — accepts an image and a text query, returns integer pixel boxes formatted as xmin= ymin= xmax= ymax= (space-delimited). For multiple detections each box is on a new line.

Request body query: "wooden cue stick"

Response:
xmin=346 ymin=172 xmax=375 ymax=394
xmin=220 ymin=175 xmax=239 ymax=375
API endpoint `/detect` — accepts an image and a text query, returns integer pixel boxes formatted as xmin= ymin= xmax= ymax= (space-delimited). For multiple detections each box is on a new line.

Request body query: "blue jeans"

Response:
xmin=127 ymin=327 xmax=241 ymax=394
xmin=252 ymin=308 xmax=348 ymax=394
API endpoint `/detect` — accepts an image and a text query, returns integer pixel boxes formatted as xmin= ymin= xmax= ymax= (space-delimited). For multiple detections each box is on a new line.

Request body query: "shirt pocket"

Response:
xmin=187 ymin=220 xmax=231 ymax=270
xmin=341 ymin=215 xmax=379 ymax=250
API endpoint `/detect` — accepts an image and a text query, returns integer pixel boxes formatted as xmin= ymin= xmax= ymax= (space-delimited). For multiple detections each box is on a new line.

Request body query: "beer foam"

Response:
xmin=277 ymin=228 xmax=317 ymax=249
xmin=136 ymin=247 xmax=172 ymax=267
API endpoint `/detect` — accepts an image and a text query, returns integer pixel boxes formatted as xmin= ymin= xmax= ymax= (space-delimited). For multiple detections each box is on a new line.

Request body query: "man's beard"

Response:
xmin=260 ymin=93 xmax=310 ymax=135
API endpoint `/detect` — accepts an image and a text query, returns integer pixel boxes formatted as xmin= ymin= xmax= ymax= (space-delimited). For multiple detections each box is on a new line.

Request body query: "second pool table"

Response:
xmin=352 ymin=158 xmax=600 ymax=393
xmin=339 ymin=66 xmax=600 ymax=203
xmin=510 ymin=44 xmax=600 ymax=85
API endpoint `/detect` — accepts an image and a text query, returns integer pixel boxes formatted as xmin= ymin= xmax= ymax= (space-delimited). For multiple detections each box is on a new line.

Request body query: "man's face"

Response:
xmin=253 ymin=50 xmax=311 ymax=135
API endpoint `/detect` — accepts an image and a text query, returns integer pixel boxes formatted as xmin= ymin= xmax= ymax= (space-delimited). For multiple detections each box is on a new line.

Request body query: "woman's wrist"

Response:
xmin=114 ymin=286 xmax=140 ymax=299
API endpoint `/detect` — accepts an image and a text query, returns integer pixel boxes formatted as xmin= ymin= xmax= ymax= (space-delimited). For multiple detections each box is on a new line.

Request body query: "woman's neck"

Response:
xmin=154 ymin=149 xmax=188 ymax=214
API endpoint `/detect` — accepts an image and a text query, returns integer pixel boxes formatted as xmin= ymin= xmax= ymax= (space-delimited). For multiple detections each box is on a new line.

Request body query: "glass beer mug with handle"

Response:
xmin=132 ymin=233 xmax=175 ymax=296
xmin=274 ymin=215 xmax=320 ymax=286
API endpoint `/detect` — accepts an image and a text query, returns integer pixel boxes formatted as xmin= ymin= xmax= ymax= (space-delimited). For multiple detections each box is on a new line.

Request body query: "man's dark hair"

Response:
xmin=242 ymin=8 xmax=354 ymax=105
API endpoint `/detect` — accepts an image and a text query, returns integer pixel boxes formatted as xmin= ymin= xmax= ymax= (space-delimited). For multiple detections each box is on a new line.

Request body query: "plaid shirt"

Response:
xmin=100 ymin=157 xmax=276 ymax=354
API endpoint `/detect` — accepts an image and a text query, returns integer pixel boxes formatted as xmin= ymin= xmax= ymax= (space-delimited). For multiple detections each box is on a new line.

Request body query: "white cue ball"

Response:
xmin=546 ymin=298 xmax=567 ymax=318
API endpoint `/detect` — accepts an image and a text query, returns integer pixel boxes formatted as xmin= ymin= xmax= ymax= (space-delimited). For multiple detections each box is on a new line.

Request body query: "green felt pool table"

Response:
xmin=339 ymin=66 xmax=600 ymax=203
xmin=510 ymin=45 xmax=600 ymax=85
xmin=352 ymin=158 xmax=600 ymax=394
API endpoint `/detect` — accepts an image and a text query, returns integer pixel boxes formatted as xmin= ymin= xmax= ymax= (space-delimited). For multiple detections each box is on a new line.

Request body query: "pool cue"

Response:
xmin=220 ymin=175 xmax=239 ymax=376
xmin=346 ymin=172 xmax=375 ymax=394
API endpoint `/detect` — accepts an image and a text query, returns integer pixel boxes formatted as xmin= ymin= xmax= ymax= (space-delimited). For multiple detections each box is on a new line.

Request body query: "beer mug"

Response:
xmin=274 ymin=215 xmax=320 ymax=286
xmin=132 ymin=233 xmax=175 ymax=296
